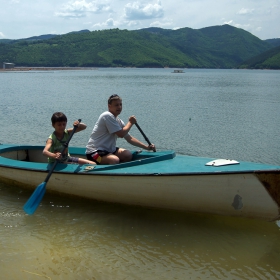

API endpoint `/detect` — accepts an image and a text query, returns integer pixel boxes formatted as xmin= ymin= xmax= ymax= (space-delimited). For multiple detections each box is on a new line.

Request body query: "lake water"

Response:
xmin=0 ymin=68 xmax=280 ymax=279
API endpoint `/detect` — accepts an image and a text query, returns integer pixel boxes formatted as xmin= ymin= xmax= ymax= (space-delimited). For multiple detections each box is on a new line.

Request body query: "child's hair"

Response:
xmin=51 ymin=112 xmax=67 ymax=125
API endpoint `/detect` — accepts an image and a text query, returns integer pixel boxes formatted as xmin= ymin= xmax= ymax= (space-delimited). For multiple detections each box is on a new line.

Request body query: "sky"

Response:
xmin=0 ymin=0 xmax=279 ymax=40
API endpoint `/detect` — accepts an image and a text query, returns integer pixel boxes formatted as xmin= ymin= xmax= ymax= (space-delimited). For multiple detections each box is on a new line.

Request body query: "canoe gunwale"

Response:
xmin=0 ymin=144 xmax=280 ymax=176
xmin=0 ymin=144 xmax=177 ymax=174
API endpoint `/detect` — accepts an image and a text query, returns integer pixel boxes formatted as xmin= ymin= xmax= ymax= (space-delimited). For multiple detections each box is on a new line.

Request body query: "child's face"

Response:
xmin=53 ymin=121 xmax=67 ymax=133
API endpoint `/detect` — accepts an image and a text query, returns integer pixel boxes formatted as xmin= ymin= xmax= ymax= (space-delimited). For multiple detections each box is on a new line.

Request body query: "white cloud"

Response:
xmin=223 ymin=20 xmax=253 ymax=35
xmin=223 ymin=19 xmax=246 ymax=29
xmin=0 ymin=31 xmax=6 ymax=38
xmin=237 ymin=8 xmax=254 ymax=15
xmin=124 ymin=0 xmax=164 ymax=20
xmin=1 ymin=0 xmax=279 ymax=40
xmin=149 ymin=20 xmax=173 ymax=28
xmin=92 ymin=18 xmax=118 ymax=29
xmin=224 ymin=20 xmax=234 ymax=25
xmin=55 ymin=0 xmax=111 ymax=18
xmin=92 ymin=16 xmax=142 ymax=29
xmin=126 ymin=20 xmax=140 ymax=27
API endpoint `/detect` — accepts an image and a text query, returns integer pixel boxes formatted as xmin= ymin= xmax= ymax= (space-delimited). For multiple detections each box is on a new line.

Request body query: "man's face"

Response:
xmin=108 ymin=99 xmax=122 ymax=117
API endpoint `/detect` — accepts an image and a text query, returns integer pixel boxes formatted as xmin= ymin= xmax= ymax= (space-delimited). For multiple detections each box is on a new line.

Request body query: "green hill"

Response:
xmin=0 ymin=25 xmax=274 ymax=69
xmin=139 ymin=25 xmax=271 ymax=68
xmin=238 ymin=45 xmax=280 ymax=69
xmin=264 ymin=38 xmax=280 ymax=48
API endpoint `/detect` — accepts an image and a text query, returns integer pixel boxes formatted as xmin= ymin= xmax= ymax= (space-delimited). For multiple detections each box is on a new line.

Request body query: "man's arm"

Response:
xmin=115 ymin=116 xmax=136 ymax=138
xmin=124 ymin=134 xmax=156 ymax=151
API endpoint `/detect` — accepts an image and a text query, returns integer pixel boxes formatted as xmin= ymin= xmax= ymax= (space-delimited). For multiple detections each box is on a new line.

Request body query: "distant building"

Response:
xmin=3 ymin=62 xmax=15 ymax=69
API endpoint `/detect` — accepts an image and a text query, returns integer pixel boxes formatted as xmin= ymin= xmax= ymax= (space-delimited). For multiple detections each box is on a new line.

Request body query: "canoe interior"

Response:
xmin=0 ymin=148 xmax=47 ymax=163
xmin=0 ymin=145 xmax=175 ymax=165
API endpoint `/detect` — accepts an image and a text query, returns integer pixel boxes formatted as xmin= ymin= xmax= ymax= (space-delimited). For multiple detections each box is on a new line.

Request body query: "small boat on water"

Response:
xmin=172 ymin=69 xmax=185 ymax=73
xmin=0 ymin=144 xmax=279 ymax=221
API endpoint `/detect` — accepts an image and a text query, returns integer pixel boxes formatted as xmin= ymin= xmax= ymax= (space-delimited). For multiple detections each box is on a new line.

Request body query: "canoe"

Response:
xmin=0 ymin=144 xmax=279 ymax=221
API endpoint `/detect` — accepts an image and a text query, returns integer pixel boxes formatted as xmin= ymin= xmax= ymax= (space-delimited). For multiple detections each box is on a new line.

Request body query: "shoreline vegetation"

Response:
xmin=0 ymin=67 xmax=99 ymax=71
xmin=0 ymin=67 xmax=278 ymax=72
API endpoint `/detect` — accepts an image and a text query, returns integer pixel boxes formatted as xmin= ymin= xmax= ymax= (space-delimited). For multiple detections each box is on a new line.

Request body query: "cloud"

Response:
xmin=91 ymin=0 xmax=165 ymax=30
xmin=224 ymin=19 xmax=243 ymax=28
xmin=237 ymin=8 xmax=254 ymax=15
xmin=92 ymin=16 xmax=141 ymax=29
xmin=55 ymin=0 xmax=111 ymax=18
xmin=124 ymin=0 xmax=164 ymax=20
xmin=224 ymin=20 xmax=252 ymax=33
xmin=92 ymin=18 xmax=118 ymax=29
xmin=149 ymin=19 xmax=173 ymax=28
xmin=224 ymin=20 xmax=234 ymax=25
xmin=0 ymin=32 xmax=5 ymax=39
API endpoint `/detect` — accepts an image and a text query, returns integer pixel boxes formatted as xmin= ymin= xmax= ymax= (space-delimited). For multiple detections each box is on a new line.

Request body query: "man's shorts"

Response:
xmin=86 ymin=148 xmax=119 ymax=164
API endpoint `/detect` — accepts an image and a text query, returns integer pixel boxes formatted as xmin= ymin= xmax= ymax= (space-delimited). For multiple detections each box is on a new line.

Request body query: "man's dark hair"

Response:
xmin=108 ymin=94 xmax=122 ymax=104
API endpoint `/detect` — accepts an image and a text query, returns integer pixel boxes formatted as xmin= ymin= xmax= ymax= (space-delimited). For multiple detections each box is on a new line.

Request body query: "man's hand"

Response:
xmin=128 ymin=115 xmax=137 ymax=124
xmin=147 ymin=144 xmax=156 ymax=152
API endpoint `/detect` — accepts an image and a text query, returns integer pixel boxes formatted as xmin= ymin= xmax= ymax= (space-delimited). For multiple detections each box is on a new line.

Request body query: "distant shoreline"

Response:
xmin=0 ymin=67 xmax=98 ymax=71
xmin=0 ymin=67 xmax=277 ymax=72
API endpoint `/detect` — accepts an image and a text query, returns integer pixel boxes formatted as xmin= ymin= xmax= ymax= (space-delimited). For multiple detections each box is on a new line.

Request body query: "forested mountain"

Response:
xmin=0 ymin=25 xmax=277 ymax=69
xmin=238 ymin=45 xmax=280 ymax=69
xmin=264 ymin=38 xmax=280 ymax=48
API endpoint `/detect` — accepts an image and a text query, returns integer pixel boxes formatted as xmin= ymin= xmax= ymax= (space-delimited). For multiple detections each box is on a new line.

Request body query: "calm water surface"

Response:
xmin=0 ymin=68 xmax=280 ymax=279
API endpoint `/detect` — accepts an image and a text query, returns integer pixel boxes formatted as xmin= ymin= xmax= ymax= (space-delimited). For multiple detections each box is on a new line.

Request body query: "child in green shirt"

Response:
xmin=43 ymin=112 xmax=96 ymax=165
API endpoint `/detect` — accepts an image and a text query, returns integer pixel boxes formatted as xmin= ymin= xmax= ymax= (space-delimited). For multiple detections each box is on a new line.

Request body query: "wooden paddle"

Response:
xmin=23 ymin=119 xmax=81 ymax=215
xmin=135 ymin=122 xmax=156 ymax=152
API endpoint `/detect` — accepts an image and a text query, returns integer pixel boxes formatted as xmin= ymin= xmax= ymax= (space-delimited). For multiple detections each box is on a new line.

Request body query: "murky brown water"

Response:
xmin=1 ymin=182 xmax=280 ymax=280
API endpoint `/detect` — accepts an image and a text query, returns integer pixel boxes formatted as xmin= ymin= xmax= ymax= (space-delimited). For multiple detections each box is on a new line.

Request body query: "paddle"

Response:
xmin=23 ymin=119 xmax=81 ymax=215
xmin=135 ymin=122 xmax=156 ymax=152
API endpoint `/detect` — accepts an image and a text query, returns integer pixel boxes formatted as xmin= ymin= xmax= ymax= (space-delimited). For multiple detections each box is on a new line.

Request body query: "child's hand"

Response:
xmin=54 ymin=152 xmax=62 ymax=160
xmin=73 ymin=120 xmax=80 ymax=127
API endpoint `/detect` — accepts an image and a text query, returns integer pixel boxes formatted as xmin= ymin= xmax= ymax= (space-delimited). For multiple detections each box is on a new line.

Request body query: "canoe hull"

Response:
xmin=0 ymin=163 xmax=279 ymax=221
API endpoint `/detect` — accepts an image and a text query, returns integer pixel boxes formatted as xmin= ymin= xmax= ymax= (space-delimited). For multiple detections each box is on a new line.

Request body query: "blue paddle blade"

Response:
xmin=23 ymin=182 xmax=47 ymax=215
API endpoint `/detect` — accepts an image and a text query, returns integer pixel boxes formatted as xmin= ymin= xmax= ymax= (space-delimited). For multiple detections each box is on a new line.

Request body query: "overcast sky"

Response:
xmin=1 ymin=0 xmax=279 ymax=40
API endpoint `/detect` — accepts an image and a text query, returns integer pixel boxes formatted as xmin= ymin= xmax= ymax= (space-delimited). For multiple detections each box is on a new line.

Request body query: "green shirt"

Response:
xmin=48 ymin=130 xmax=70 ymax=163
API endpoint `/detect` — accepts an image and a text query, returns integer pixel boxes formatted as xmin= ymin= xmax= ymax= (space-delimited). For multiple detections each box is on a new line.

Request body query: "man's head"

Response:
xmin=108 ymin=94 xmax=122 ymax=117
xmin=108 ymin=94 xmax=122 ymax=104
